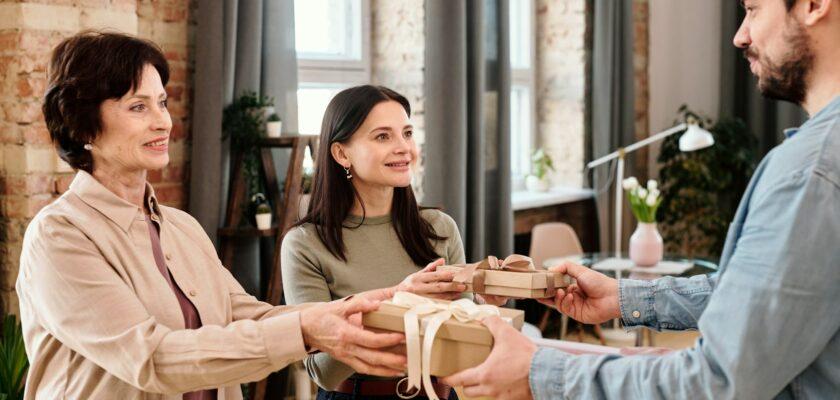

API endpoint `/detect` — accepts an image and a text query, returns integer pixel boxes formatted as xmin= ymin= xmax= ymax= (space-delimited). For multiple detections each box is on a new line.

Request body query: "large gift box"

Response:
xmin=439 ymin=254 xmax=571 ymax=298
xmin=362 ymin=292 xmax=525 ymax=400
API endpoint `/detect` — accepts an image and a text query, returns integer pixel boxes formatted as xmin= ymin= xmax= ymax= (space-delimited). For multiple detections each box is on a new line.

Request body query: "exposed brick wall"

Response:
xmin=369 ymin=0 xmax=426 ymax=199
xmin=0 ymin=0 xmax=194 ymax=314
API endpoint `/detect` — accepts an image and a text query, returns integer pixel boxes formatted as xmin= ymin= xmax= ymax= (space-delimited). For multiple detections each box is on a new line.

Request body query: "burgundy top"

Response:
xmin=146 ymin=216 xmax=217 ymax=400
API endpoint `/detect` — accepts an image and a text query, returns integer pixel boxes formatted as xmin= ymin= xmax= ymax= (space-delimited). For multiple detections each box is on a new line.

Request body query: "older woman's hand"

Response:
xmin=395 ymin=258 xmax=466 ymax=300
xmin=299 ymin=288 xmax=407 ymax=377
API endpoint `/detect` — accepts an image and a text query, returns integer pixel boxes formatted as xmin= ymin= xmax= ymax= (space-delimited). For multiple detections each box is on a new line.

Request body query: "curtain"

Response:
xmin=189 ymin=0 xmax=298 ymax=295
xmin=589 ymin=0 xmax=636 ymax=253
xmin=719 ymin=3 xmax=807 ymax=156
xmin=424 ymin=0 xmax=513 ymax=261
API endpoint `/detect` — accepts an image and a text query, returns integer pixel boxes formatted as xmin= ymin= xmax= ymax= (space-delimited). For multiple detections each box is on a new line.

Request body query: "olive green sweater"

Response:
xmin=280 ymin=209 xmax=465 ymax=390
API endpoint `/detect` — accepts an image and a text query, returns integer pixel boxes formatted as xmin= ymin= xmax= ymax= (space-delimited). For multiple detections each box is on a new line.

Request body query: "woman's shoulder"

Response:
xmin=281 ymin=222 xmax=321 ymax=250
xmin=420 ymin=208 xmax=459 ymax=235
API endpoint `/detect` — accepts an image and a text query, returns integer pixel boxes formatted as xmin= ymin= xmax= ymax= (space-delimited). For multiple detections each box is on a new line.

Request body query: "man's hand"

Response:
xmin=537 ymin=261 xmax=621 ymax=324
xmin=440 ymin=317 xmax=535 ymax=399
xmin=299 ymin=290 xmax=407 ymax=377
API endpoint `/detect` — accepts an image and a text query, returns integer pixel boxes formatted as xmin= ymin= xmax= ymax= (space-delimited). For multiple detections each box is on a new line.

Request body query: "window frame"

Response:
xmin=296 ymin=0 xmax=372 ymax=86
xmin=510 ymin=0 xmax=539 ymax=190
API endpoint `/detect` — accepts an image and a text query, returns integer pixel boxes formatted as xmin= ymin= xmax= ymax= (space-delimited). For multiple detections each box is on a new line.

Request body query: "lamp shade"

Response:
xmin=679 ymin=123 xmax=715 ymax=152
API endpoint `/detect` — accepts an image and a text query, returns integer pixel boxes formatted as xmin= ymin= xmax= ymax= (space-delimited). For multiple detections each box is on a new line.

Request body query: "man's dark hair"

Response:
xmin=42 ymin=31 xmax=169 ymax=172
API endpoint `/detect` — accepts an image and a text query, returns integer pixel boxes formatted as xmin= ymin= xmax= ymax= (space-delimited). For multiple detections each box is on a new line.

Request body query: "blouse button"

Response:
xmin=189 ymin=290 xmax=197 ymax=297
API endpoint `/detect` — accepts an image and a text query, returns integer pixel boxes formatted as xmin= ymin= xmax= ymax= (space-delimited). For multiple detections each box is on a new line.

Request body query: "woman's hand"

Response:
xmin=395 ymin=258 xmax=466 ymax=300
xmin=299 ymin=288 xmax=407 ymax=377
xmin=475 ymin=294 xmax=513 ymax=306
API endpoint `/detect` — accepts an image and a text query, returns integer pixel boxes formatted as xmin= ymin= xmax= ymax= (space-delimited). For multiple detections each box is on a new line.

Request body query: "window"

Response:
xmin=509 ymin=0 xmax=537 ymax=190
xmin=294 ymin=0 xmax=371 ymax=135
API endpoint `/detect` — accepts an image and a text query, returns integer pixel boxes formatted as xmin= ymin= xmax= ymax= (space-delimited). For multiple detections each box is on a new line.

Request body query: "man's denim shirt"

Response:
xmin=530 ymin=96 xmax=840 ymax=400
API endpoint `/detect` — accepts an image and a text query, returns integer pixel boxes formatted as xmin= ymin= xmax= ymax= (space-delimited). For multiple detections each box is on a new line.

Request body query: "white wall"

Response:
xmin=648 ymin=0 xmax=723 ymax=175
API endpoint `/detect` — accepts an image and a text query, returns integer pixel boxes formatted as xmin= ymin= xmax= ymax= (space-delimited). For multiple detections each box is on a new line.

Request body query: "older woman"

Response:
xmin=15 ymin=31 xmax=406 ymax=400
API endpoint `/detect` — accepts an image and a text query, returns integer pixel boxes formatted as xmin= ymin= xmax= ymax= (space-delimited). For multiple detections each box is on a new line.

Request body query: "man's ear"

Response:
xmin=800 ymin=0 xmax=833 ymax=27
xmin=331 ymin=142 xmax=350 ymax=169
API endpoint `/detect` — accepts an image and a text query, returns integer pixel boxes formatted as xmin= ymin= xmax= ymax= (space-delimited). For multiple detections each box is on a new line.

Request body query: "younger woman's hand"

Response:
xmin=475 ymin=294 xmax=513 ymax=306
xmin=395 ymin=258 xmax=466 ymax=300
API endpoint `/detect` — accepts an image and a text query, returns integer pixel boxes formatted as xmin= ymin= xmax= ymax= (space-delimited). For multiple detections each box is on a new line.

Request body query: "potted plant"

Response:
xmin=249 ymin=193 xmax=272 ymax=230
xmin=525 ymin=148 xmax=554 ymax=192
xmin=623 ymin=177 xmax=664 ymax=267
xmin=266 ymin=113 xmax=282 ymax=138
xmin=222 ymin=91 xmax=274 ymax=209
xmin=0 ymin=314 xmax=28 ymax=400
xmin=255 ymin=203 xmax=272 ymax=231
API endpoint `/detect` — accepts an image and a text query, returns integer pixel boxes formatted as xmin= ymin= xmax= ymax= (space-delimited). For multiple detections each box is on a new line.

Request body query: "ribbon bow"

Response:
xmin=390 ymin=291 xmax=501 ymax=400
xmin=451 ymin=254 xmax=557 ymax=297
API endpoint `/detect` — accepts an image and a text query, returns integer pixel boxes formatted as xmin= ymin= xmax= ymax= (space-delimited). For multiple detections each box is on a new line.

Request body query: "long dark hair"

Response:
xmin=294 ymin=85 xmax=445 ymax=265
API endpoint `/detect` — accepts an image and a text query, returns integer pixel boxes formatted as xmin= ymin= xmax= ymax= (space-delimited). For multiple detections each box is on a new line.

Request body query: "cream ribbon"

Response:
xmin=390 ymin=292 xmax=501 ymax=400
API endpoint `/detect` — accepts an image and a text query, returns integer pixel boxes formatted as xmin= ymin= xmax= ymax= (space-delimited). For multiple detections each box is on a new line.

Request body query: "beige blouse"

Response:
xmin=16 ymin=171 xmax=310 ymax=399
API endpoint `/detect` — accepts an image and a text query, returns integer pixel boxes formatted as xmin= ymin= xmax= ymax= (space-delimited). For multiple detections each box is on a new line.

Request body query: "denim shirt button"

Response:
xmin=632 ymin=310 xmax=641 ymax=318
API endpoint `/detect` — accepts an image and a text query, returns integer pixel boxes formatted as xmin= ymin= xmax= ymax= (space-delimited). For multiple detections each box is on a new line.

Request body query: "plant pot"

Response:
xmin=255 ymin=213 xmax=272 ymax=230
xmin=629 ymin=222 xmax=663 ymax=267
xmin=266 ymin=121 xmax=283 ymax=138
xmin=525 ymin=175 xmax=550 ymax=192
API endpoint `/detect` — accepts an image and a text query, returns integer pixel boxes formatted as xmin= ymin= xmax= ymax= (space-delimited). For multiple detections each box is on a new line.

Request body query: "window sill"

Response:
xmin=511 ymin=187 xmax=594 ymax=211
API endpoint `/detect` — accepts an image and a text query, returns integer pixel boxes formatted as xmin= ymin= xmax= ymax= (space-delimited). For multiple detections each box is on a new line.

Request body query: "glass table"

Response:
xmin=542 ymin=252 xmax=718 ymax=346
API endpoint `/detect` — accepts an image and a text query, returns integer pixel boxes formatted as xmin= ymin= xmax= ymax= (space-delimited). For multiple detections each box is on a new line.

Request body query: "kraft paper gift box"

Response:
xmin=362 ymin=292 xmax=525 ymax=399
xmin=438 ymin=254 xmax=572 ymax=299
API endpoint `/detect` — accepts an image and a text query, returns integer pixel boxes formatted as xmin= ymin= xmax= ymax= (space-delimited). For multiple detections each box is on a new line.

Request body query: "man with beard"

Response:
xmin=440 ymin=0 xmax=840 ymax=398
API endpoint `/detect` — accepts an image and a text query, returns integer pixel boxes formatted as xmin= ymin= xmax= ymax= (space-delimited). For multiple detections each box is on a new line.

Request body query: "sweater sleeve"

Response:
xmin=280 ymin=226 xmax=357 ymax=390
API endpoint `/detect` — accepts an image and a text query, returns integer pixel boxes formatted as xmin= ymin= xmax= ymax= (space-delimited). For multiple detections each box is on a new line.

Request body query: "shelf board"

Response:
xmin=218 ymin=226 xmax=279 ymax=237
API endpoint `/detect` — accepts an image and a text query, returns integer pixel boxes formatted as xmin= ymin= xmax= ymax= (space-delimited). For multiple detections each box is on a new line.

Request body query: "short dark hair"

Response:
xmin=42 ymin=31 xmax=169 ymax=172
xmin=784 ymin=0 xmax=796 ymax=10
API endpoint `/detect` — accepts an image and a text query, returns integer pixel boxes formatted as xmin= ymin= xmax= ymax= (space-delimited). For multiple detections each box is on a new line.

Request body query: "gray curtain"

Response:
xmin=589 ymin=0 xmax=636 ymax=253
xmin=424 ymin=0 xmax=512 ymax=261
xmin=719 ymin=3 xmax=807 ymax=156
xmin=189 ymin=0 xmax=298 ymax=295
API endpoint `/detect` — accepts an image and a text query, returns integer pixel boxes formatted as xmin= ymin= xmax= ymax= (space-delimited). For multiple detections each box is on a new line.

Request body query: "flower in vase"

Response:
xmin=624 ymin=177 xmax=664 ymax=223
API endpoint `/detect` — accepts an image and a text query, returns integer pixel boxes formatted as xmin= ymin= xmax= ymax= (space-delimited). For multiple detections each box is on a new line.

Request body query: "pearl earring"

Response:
xmin=344 ymin=166 xmax=353 ymax=180
xmin=83 ymin=143 xmax=93 ymax=151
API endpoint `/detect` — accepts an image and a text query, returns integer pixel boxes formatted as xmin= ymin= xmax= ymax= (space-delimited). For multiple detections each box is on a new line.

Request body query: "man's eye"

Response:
xmin=160 ymin=99 xmax=168 ymax=109
xmin=131 ymin=104 xmax=146 ymax=111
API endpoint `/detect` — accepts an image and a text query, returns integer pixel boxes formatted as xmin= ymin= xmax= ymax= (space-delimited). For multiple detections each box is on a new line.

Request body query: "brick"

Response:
xmin=169 ymin=118 xmax=185 ymax=140
xmin=80 ymin=8 xmax=138 ymax=34
xmin=27 ymin=193 xmax=54 ymax=217
xmin=3 ymin=144 xmax=25 ymax=174
xmin=19 ymin=3 xmax=80 ymax=31
xmin=16 ymin=74 xmax=45 ymax=98
xmin=162 ymin=164 xmax=184 ymax=183
xmin=0 ymin=174 xmax=52 ymax=195
xmin=16 ymin=52 xmax=47 ymax=74
xmin=0 ymin=123 xmax=21 ymax=144
xmin=0 ymin=4 xmax=20 ymax=31
xmin=146 ymin=168 xmax=162 ymax=183
xmin=0 ymin=30 xmax=18 ymax=54
xmin=21 ymin=122 xmax=50 ymax=145
xmin=24 ymin=146 xmax=56 ymax=173
xmin=152 ymin=183 xmax=183 ymax=206
xmin=54 ymin=174 xmax=73 ymax=194
xmin=2 ymin=100 xmax=43 ymax=124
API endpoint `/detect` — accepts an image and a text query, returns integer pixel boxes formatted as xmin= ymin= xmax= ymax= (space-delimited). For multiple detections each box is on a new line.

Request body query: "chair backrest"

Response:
xmin=529 ymin=222 xmax=583 ymax=270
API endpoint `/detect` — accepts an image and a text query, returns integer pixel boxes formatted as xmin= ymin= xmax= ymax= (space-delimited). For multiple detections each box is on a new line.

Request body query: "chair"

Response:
xmin=530 ymin=223 xmax=604 ymax=344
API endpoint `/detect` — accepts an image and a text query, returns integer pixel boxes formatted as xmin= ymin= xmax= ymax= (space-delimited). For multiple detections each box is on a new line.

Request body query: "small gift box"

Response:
xmin=439 ymin=254 xmax=572 ymax=298
xmin=362 ymin=292 xmax=525 ymax=400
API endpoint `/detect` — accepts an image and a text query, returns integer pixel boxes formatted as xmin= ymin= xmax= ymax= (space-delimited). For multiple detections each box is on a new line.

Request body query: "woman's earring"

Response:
xmin=83 ymin=143 xmax=93 ymax=151
xmin=344 ymin=166 xmax=353 ymax=180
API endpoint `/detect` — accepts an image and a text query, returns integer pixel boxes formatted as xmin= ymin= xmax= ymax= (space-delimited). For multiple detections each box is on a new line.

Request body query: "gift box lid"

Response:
xmin=439 ymin=264 xmax=571 ymax=289
xmin=362 ymin=297 xmax=525 ymax=346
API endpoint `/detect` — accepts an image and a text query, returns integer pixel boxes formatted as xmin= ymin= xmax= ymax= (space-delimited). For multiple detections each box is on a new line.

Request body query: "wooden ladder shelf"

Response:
xmin=217 ymin=134 xmax=318 ymax=400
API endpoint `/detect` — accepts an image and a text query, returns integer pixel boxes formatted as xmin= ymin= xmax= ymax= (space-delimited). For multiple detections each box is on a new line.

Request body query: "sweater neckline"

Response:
xmin=344 ymin=214 xmax=392 ymax=226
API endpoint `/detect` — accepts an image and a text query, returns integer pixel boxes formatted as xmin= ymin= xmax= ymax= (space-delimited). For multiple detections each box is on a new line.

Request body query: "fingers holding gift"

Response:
xmin=420 ymin=258 xmax=446 ymax=272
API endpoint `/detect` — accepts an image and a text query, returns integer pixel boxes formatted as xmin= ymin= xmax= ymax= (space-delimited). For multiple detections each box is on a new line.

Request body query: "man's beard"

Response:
xmin=746 ymin=20 xmax=814 ymax=105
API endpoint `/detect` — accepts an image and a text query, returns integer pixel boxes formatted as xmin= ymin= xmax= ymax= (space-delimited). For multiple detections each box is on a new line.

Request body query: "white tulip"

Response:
xmin=638 ymin=188 xmax=648 ymax=199
xmin=650 ymin=188 xmax=660 ymax=199
xmin=646 ymin=194 xmax=658 ymax=207
xmin=647 ymin=179 xmax=658 ymax=191
xmin=622 ymin=177 xmax=639 ymax=191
